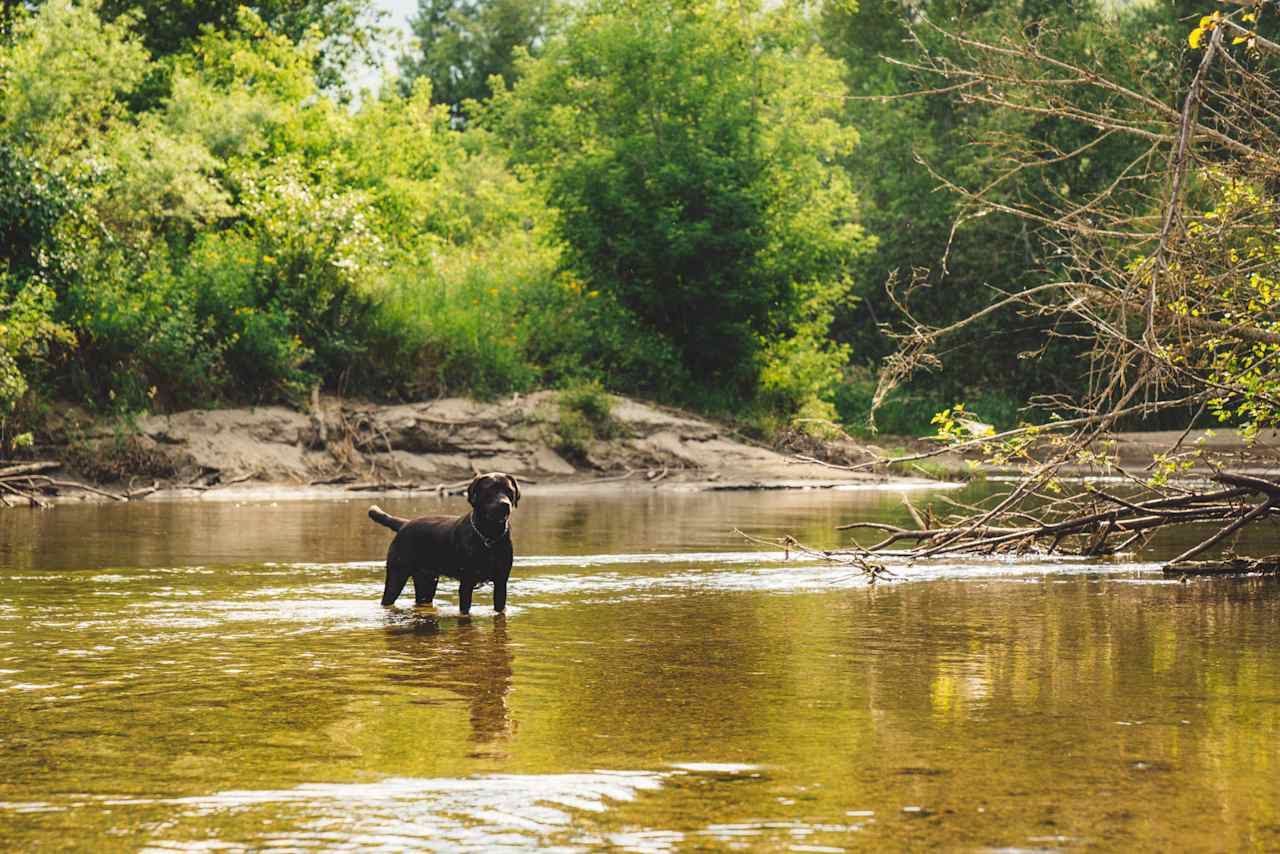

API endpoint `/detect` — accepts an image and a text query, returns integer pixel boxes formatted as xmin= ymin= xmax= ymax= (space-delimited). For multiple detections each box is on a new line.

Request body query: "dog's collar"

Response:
xmin=470 ymin=514 xmax=508 ymax=549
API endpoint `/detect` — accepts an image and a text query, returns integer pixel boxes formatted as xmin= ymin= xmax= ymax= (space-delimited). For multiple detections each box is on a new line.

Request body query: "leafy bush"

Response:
xmin=361 ymin=241 xmax=686 ymax=402
xmin=490 ymin=0 xmax=872 ymax=400
xmin=235 ymin=164 xmax=386 ymax=383
xmin=560 ymin=381 xmax=616 ymax=433
xmin=179 ymin=232 xmax=307 ymax=401
xmin=0 ymin=0 xmax=149 ymax=168
xmin=57 ymin=244 xmax=213 ymax=409
xmin=0 ymin=143 xmax=78 ymax=283
xmin=0 ymin=277 xmax=73 ymax=420
xmin=758 ymin=279 xmax=855 ymax=432
xmin=514 ymin=273 xmax=687 ymax=397
xmin=554 ymin=380 xmax=620 ymax=460
xmin=367 ymin=259 xmax=537 ymax=398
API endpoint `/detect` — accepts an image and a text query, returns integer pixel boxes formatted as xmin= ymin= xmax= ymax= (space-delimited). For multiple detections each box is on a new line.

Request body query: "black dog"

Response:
xmin=368 ymin=472 xmax=520 ymax=614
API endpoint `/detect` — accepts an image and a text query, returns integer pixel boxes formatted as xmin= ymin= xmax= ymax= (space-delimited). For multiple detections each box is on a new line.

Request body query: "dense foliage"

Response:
xmin=818 ymin=0 xmax=1198 ymax=430
xmin=2 ymin=0 xmax=1268 ymax=447
xmin=490 ymin=0 xmax=871 ymax=414
xmin=0 ymin=1 xmax=564 ymax=424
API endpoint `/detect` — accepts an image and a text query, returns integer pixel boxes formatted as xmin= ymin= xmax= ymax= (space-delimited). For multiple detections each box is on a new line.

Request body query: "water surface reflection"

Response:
xmin=383 ymin=614 xmax=517 ymax=753
xmin=2 ymin=486 xmax=1280 ymax=850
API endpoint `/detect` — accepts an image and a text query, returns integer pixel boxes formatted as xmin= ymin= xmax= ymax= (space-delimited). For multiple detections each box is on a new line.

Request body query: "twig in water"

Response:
xmin=733 ymin=528 xmax=899 ymax=581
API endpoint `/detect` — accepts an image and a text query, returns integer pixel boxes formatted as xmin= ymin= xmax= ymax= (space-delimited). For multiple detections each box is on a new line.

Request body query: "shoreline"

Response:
xmin=4 ymin=391 xmax=940 ymax=507
xmin=8 ymin=392 xmax=1275 ymax=509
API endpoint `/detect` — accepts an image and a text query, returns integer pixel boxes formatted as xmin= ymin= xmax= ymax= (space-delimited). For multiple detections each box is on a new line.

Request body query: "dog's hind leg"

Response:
xmin=412 ymin=571 xmax=438 ymax=606
xmin=381 ymin=560 xmax=411 ymax=606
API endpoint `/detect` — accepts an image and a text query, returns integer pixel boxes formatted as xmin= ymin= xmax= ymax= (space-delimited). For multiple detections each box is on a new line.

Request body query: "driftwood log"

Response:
xmin=1164 ymin=557 xmax=1280 ymax=577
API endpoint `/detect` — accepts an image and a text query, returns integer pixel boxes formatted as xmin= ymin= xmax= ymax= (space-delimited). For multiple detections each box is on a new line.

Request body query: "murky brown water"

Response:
xmin=3 ymin=485 xmax=1280 ymax=851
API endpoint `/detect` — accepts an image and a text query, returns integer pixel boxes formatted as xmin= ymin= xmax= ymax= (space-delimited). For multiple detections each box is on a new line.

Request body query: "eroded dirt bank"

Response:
xmin=22 ymin=393 xmax=1270 ymax=506
xmin=26 ymin=391 xmax=910 ymax=502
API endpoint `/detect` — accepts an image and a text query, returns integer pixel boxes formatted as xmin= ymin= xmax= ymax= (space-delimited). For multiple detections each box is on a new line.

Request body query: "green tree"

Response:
xmin=398 ymin=0 xmax=559 ymax=119
xmin=490 ymin=0 xmax=872 ymax=406
xmin=0 ymin=144 xmax=75 ymax=283
xmin=0 ymin=276 xmax=72 ymax=429
xmin=821 ymin=0 xmax=1189 ymax=429
xmin=5 ymin=0 xmax=384 ymax=91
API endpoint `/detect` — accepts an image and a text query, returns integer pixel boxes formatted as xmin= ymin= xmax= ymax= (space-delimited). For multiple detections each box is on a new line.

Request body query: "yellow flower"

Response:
xmin=1189 ymin=13 xmax=1220 ymax=48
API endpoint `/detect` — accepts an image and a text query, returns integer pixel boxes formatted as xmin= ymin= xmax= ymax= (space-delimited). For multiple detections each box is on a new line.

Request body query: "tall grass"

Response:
xmin=368 ymin=254 xmax=539 ymax=399
xmin=359 ymin=233 xmax=686 ymax=403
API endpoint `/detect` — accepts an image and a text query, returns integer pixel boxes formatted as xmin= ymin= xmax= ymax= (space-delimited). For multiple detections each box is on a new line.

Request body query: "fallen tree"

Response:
xmin=819 ymin=2 xmax=1280 ymax=574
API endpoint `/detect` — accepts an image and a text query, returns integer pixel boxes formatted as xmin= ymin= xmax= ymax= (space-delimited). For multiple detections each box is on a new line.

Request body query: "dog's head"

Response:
xmin=467 ymin=472 xmax=521 ymax=533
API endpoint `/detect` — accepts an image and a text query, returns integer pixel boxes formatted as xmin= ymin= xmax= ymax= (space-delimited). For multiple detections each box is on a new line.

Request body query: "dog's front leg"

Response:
xmin=412 ymin=571 xmax=438 ymax=606
xmin=493 ymin=572 xmax=509 ymax=613
xmin=458 ymin=580 xmax=475 ymax=615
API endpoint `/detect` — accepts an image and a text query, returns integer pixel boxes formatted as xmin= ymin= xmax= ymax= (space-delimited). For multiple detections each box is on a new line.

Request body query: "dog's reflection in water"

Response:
xmin=383 ymin=613 xmax=516 ymax=753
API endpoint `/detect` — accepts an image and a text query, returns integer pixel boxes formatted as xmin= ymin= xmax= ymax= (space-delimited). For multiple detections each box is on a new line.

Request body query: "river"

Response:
xmin=2 ymin=484 xmax=1279 ymax=851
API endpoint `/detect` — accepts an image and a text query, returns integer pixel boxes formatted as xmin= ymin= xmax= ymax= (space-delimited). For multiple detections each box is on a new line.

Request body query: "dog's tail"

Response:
xmin=368 ymin=505 xmax=409 ymax=532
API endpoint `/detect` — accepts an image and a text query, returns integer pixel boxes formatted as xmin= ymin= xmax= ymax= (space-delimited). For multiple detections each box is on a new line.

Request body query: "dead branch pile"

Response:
xmin=836 ymin=473 xmax=1279 ymax=570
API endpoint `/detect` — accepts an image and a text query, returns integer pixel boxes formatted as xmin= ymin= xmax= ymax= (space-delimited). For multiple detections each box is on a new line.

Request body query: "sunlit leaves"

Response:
xmin=0 ymin=277 xmax=74 ymax=418
xmin=1188 ymin=4 xmax=1266 ymax=51
xmin=1178 ymin=177 xmax=1280 ymax=436
xmin=1188 ymin=13 xmax=1218 ymax=49
xmin=489 ymin=0 xmax=872 ymax=405
xmin=0 ymin=0 xmax=148 ymax=165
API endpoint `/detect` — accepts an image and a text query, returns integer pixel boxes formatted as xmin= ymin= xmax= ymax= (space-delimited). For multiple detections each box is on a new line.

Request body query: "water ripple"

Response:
xmin=127 ymin=771 xmax=669 ymax=852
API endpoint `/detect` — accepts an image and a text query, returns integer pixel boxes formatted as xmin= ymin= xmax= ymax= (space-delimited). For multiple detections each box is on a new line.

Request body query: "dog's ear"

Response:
xmin=466 ymin=474 xmax=483 ymax=507
xmin=504 ymin=473 xmax=521 ymax=507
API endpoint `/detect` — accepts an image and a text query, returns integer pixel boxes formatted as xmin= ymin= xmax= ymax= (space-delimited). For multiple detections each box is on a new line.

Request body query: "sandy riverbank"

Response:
xmin=13 ymin=392 xmax=938 ymax=504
